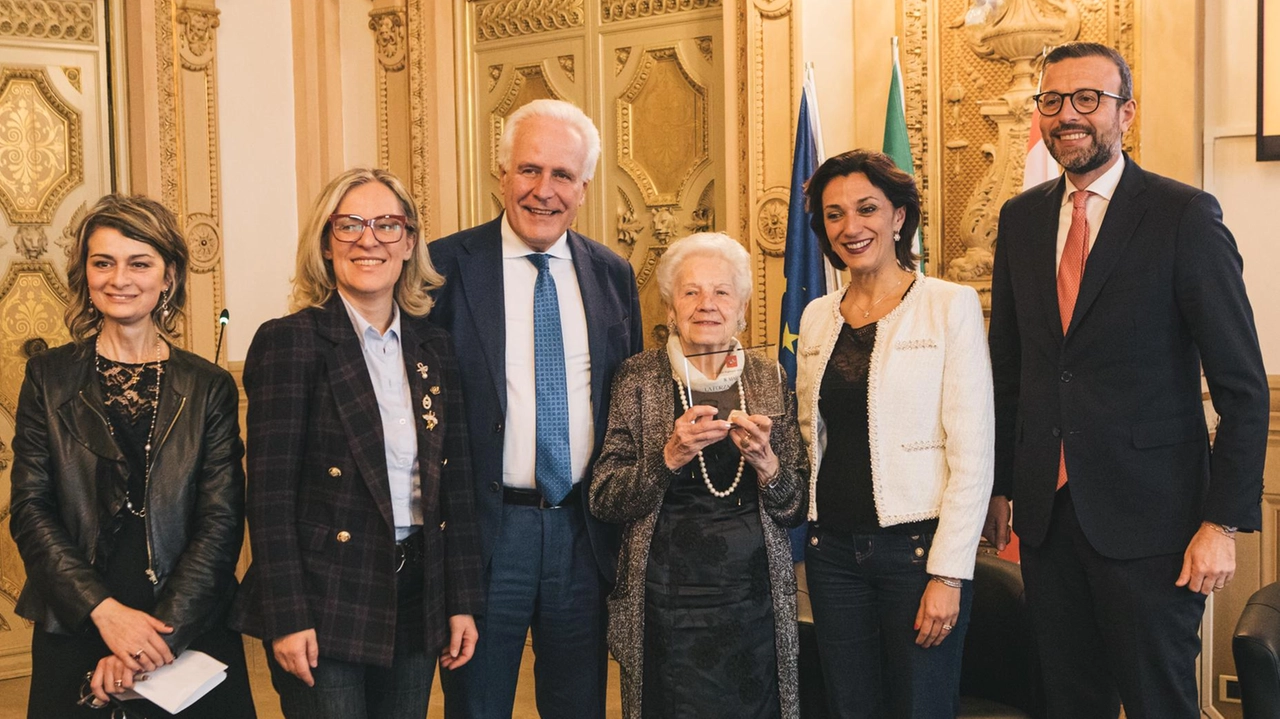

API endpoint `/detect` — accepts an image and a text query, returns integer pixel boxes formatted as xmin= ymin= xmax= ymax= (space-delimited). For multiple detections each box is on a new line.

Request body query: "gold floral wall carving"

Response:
xmin=0 ymin=69 xmax=83 ymax=226
xmin=0 ymin=0 xmax=95 ymax=44
xmin=474 ymin=0 xmax=585 ymax=43
xmin=601 ymin=0 xmax=721 ymax=22
xmin=904 ymin=0 xmax=1139 ymax=303
xmin=0 ymin=262 xmax=69 ymax=420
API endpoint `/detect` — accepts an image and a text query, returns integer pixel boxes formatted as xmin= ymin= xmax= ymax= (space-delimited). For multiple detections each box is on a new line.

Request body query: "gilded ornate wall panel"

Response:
xmin=469 ymin=33 xmax=588 ymax=231
xmin=900 ymin=0 xmax=1138 ymax=306
xmin=604 ymin=20 xmax=723 ymax=348
xmin=0 ymin=0 xmax=112 ymax=679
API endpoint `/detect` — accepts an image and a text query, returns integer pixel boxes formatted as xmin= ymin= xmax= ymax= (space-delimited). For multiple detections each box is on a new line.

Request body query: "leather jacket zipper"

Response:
xmin=143 ymin=397 xmax=186 ymax=585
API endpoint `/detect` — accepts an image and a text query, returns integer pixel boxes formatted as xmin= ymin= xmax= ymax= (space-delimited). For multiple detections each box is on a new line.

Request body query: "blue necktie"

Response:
xmin=527 ymin=253 xmax=572 ymax=505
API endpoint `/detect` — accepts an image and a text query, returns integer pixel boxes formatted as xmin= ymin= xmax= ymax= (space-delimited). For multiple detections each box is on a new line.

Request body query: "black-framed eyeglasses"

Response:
xmin=327 ymin=214 xmax=411 ymax=244
xmin=1032 ymin=88 xmax=1130 ymax=116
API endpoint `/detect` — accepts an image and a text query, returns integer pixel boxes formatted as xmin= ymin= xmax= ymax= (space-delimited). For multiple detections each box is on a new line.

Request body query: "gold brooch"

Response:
xmin=422 ymin=411 xmax=438 ymax=431
xmin=415 ymin=362 xmax=429 ymax=379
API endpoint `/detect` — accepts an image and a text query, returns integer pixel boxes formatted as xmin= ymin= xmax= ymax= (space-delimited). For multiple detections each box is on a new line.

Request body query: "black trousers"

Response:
xmin=27 ymin=625 xmax=256 ymax=719
xmin=1021 ymin=486 xmax=1206 ymax=719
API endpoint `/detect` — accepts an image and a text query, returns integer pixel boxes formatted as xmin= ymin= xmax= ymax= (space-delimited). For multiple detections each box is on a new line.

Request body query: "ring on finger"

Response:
xmin=942 ymin=624 xmax=953 ymax=631
xmin=114 ymin=679 xmax=123 ymax=688
xmin=132 ymin=649 xmax=144 ymax=660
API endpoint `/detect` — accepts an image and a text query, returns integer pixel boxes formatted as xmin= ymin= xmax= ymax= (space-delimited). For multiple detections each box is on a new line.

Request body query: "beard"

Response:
xmin=1045 ymin=120 xmax=1123 ymax=176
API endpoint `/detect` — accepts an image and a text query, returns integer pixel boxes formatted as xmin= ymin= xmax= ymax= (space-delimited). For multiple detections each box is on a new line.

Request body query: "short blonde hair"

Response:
xmin=65 ymin=194 xmax=189 ymax=345
xmin=497 ymin=99 xmax=601 ymax=181
xmin=290 ymin=168 xmax=443 ymax=318
xmin=655 ymin=232 xmax=753 ymax=308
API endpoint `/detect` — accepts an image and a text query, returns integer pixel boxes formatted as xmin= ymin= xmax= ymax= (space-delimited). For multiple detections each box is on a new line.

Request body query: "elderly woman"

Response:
xmin=230 ymin=168 xmax=484 ymax=719
xmin=795 ymin=150 xmax=994 ymax=718
xmin=10 ymin=195 xmax=255 ymax=718
xmin=590 ymin=232 xmax=808 ymax=719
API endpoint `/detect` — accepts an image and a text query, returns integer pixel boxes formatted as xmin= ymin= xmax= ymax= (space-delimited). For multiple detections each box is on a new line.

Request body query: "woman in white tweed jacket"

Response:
xmin=795 ymin=150 xmax=994 ymax=718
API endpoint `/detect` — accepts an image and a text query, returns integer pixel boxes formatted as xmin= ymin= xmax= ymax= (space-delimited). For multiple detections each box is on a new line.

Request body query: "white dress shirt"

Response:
xmin=1055 ymin=155 xmax=1126 ymax=270
xmin=339 ymin=294 xmax=421 ymax=540
xmin=500 ymin=214 xmax=594 ymax=489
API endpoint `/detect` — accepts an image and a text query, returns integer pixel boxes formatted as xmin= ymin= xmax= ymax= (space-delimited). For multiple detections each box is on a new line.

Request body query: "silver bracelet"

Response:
xmin=930 ymin=575 xmax=963 ymax=589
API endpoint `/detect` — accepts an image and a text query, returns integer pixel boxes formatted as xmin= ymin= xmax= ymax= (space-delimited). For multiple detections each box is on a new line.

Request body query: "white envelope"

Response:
xmin=118 ymin=650 xmax=228 ymax=714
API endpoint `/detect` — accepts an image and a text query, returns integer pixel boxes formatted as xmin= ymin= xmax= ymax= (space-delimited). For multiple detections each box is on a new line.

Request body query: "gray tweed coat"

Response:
xmin=589 ymin=348 xmax=808 ymax=719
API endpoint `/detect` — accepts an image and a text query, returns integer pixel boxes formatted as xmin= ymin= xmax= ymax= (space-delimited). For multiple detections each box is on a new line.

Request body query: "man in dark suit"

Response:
xmin=429 ymin=99 xmax=644 ymax=719
xmin=984 ymin=43 xmax=1269 ymax=719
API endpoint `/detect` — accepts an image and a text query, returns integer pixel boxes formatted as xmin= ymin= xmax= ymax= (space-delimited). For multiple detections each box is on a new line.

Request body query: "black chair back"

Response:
xmin=1233 ymin=581 xmax=1280 ymax=719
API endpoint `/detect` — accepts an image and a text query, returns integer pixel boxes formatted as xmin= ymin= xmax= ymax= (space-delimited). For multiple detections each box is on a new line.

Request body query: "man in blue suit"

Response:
xmin=985 ymin=43 xmax=1268 ymax=718
xmin=429 ymin=99 xmax=644 ymax=718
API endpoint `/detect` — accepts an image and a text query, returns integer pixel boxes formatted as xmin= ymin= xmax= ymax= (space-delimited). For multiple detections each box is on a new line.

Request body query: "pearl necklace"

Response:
xmin=96 ymin=334 xmax=164 ymax=518
xmin=675 ymin=376 xmax=747 ymax=498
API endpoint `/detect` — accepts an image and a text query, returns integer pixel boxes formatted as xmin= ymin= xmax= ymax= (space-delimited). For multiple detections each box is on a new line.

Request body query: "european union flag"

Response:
xmin=779 ymin=76 xmax=826 ymax=561
xmin=778 ymin=91 xmax=825 ymax=393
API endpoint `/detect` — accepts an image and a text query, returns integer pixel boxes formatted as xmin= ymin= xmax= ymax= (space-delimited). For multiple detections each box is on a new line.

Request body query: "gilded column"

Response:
xmin=732 ymin=0 xmax=800 ymax=347
xmin=370 ymin=0 xmax=412 ymax=187
xmin=172 ymin=0 xmax=226 ymax=359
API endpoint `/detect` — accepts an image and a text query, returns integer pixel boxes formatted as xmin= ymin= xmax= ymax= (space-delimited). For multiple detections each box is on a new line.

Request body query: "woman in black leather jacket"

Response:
xmin=10 ymin=194 xmax=255 ymax=718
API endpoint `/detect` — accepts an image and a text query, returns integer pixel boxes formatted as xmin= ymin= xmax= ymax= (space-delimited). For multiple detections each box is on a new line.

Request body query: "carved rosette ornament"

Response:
xmin=944 ymin=0 xmax=1079 ymax=286
xmin=177 ymin=6 xmax=220 ymax=70
xmin=185 ymin=213 xmax=221 ymax=273
xmin=370 ymin=10 xmax=407 ymax=72
xmin=755 ymin=194 xmax=787 ymax=258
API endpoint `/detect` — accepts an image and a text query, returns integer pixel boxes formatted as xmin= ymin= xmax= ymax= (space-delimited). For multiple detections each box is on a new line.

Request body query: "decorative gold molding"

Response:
xmin=615 ymin=46 xmax=631 ymax=75
xmin=0 ymin=68 xmax=83 ymax=226
xmin=601 ymin=0 xmax=721 ymax=22
xmin=407 ymin=0 xmax=434 ymax=239
xmin=616 ymin=188 xmax=642 ymax=259
xmin=60 ymin=66 xmax=80 ymax=92
xmin=474 ymin=0 xmax=584 ymax=43
xmin=487 ymin=64 xmax=503 ymax=92
xmin=0 ymin=0 xmax=96 ymax=44
xmin=695 ymin=35 xmax=713 ymax=63
xmin=558 ymin=54 xmax=575 ymax=82
xmin=155 ymin=0 xmax=179 ymax=210
xmin=176 ymin=5 xmax=218 ymax=70
xmin=11 ymin=226 xmax=46 ymax=260
xmin=616 ymin=45 xmax=709 ymax=207
xmin=370 ymin=8 xmax=407 ymax=72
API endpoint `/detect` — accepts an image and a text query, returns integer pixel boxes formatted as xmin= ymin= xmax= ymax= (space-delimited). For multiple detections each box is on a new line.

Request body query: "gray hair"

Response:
xmin=656 ymin=232 xmax=753 ymax=308
xmin=497 ymin=99 xmax=602 ymax=181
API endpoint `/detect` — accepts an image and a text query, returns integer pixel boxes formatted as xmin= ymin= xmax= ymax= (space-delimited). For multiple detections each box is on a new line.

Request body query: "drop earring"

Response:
xmin=894 ymin=231 xmax=902 ymax=243
xmin=159 ymin=289 xmax=172 ymax=318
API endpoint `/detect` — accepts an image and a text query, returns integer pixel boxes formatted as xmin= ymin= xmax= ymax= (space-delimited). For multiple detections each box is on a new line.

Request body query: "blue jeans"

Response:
xmin=441 ymin=502 xmax=608 ymax=719
xmin=804 ymin=525 xmax=973 ymax=719
xmin=267 ymin=547 xmax=430 ymax=719
xmin=266 ymin=641 xmax=431 ymax=719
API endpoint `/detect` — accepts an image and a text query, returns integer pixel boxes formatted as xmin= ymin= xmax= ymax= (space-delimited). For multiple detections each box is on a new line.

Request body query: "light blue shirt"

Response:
xmin=340 ymin=295 xmax=421 ymax=541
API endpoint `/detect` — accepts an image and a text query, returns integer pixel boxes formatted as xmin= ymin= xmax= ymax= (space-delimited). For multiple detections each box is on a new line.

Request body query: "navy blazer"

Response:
xmin=230 ymin=295 xmax=484 ymax=667
xmin=989 ymin=156 xmax=1269 ymax=559
xmin=428 ymin=216 xmax=644 ymax=583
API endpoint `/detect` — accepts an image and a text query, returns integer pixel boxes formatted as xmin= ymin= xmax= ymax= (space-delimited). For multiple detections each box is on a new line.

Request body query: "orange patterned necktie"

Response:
xmin=1056 ymin=190 xmax=1092 ymax=490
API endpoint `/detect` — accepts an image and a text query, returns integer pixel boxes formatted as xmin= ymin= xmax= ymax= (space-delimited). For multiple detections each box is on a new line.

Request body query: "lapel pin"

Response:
xmin=422 ymin=411 xmax=438 ymax=431
xmin=421 ymin=395 xmax=433 ymax=411
xmin=429 ymin=385 xmax=440 ymax=395
xmin=415 ymin=362 xmax=429 ymax=379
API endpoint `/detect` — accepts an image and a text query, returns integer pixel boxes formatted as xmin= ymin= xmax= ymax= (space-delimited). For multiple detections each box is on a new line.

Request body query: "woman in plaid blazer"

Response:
xmin=230 ymin=169 xmax=485 ymax=719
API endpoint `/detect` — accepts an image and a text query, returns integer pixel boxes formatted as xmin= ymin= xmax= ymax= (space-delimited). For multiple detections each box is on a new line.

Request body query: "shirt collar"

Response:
xmin=338 ymin=291 xmax=401 ymax=347
xmin=1063 ymin=153 xmax=1125 ymax=206
xmin=500 ymin=212 xmax=573 ymax=260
